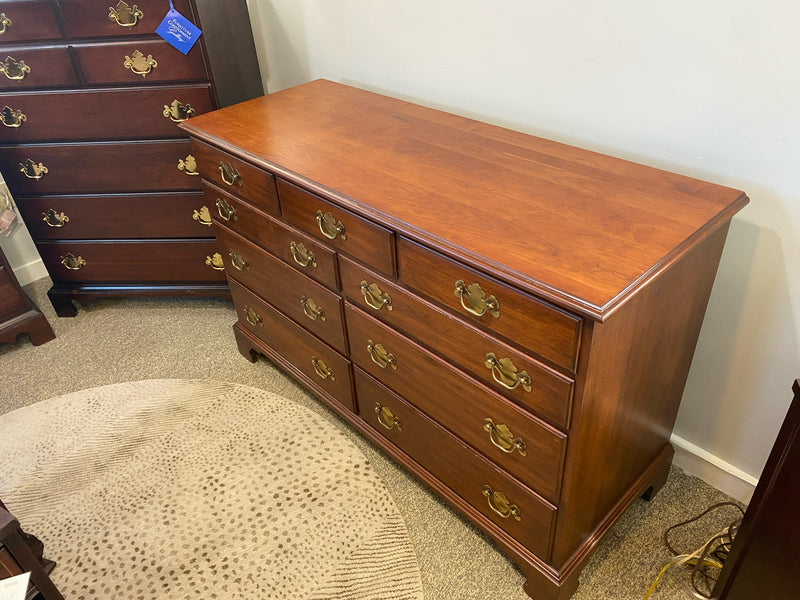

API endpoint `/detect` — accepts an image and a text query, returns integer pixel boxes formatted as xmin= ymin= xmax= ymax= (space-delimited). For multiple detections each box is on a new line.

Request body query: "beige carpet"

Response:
xmin=0 ymin=379 xmax=424 ymax=600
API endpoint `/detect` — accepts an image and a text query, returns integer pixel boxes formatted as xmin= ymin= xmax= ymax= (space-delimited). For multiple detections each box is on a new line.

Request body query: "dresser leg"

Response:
xmin=47 ymin=289 xmax=78 ymax=317
xmin=522 ymin=566 xmax=580 ymax=600
xmin=26 ymin=314 xmax=55 ymax=346
xmin=640 ymin=444 xmax=673 ymax=501
xmin=233 ymin=324 xmax=259 ymax=363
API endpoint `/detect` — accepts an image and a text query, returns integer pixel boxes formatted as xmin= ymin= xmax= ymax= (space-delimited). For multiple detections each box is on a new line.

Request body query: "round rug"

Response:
xmin=0 ymin=379 xmax=424 ymax=600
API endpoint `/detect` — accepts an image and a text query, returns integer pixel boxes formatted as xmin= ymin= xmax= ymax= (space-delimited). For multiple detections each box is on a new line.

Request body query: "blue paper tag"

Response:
xmin=156 ymin=7 xmax=202 ymax=55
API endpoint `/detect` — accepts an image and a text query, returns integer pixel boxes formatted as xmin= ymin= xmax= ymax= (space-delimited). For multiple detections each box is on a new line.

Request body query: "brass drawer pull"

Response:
xmin=482 ymin=485 xmax=521 ymax=521
xmin=0 ymin=13 xmax=12 ymax=35
xmin=454 ymin=279 xmax=500 ymax=318
xmin=300 ymin=296 xmax=326 ymax=322
xmin=124 ymin=49 xmax=157 ymax=77
xmin=243 ymin=305 xmax=262 ymax=327
xmin=367 ymin=339 xmax=397 ymax=370
xmin=228 ymin=249 xmax=248 ymax=271
xmin=42 ymin=209 xmax=69 ymax=228
xmin=163 ymin=99 xmax=194 ymax=123
xmin=360 ymin=281 xmax=392 ymax=312
xmin=316 ymin=210 xmax=347 ymax=240
xmin=485 ymin=353 xmax=532 ymax=392
xmin=375 ymin=402 xmax=402 ymax=431
xmin=0 ymin=56 xmax=30 ymax=80
xmin=215 ymin=197 xmax=237 ymax=221
xmin=483 ymin=418 xmax=527 ymax=456
xmin=109 ymin=1 xmax=143 ymax=27
xmin=290 ymin=241 xmax=316 ymax=268
xmin=0 ymin=105 xmax=25 ymax=127
xmin=192 ymin=206 xmax=212 ymax=226
xmin=312 ymin=356 xmax=335 ymax=381
xmin=205 ymin=252 xmax=225 ymax=271
xmin=219 ymin=162 xmax=242 ymax=186
xmin=60 ymin=252 xmax=86 ymax=270
xmin=19 ymin=159 xmax=47 ymax=179
xmin=178 ymin=154 xmax=199 ymax=175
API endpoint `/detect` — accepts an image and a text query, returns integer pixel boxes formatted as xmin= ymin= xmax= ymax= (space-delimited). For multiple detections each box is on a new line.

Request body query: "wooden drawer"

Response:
xmin=0 ymin=84 xmax=215 ymax=143
xmin=277 ymin=178 xmax=395 ymax=276
xmin=37 ymin=239 xmax=228 ymax=283
xmin=346 ymin=303 xmax=565 ymax=502
xmin=215 ymin=224 xmax=347 ymax=355
xmin=59 ymin=0 xmax=194 ymax=39
xmin=341 ymin=256 xmax=573 ymax=429
xmin=397 ymin=237 xmax=583 ymax=372
xmin=355 ymin=369 xmax=555 ymax=559
xmin=18 ymin=192 xmax=214 ymax=240
xmin=191 ymin=139 xmax=279 ymax=210
xmin=203 ymin=182 xmax=338 ymax=290
xmin=73 ymin=39 xmax=207 ymax=86
xmin=0 ymin=139 xmax=200 ymax=195
xmin=0 ymin=267 xmax=26 ymax=316
xmin=0 ymin=1 xmax=61 ymax=43
xmin=230 ymin=278 xmax=354 ymax=411
xmin=198 ymin=167 xmax=278 ymax=217
xmin=0 ymin=45 xmax=78 ymax=90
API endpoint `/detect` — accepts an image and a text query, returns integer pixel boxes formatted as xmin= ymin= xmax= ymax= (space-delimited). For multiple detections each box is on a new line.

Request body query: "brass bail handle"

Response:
xmin=311 ymin=357 xmax=335 ymax=381
xmin=375 ymin=403 xmax=402 ymax=431
xmin=0 ymin=56 xmax=30 ymax=80
xmin=219 ymin=162 xmax=242 ymax=186
xmin=60 ymin=252 xmax=86 ymax=270
xmin=300 ymin=296 xmax=326 ymax=322
xmin=243 ymin=305 xmax=262 ymax=327
xmin=483 ymin=418 xmax=527 ymax=456
xmin=360 ymin=281 xmax=392 ymax=311
xmin=482 ymin=485 xmax=521 ymax=521
xmin=485 ymin=353 xmax=532 ymax=392
xmin=109 ymin=1 xmax=144 ymax=27
xmin=42 ymin=209 xmax=69 ymax=228
xmin=367 ymin=339 xmax=397 ymax=370
xmin=454 ymin=279 xmax=500 ymax=318
xmin=215 ymin=197 xmax=237 ymax=222
xmin=123 ymin=49 xmax=157 ymax=77
xmin=228 ymin=249 xmax=248 ymax=271
xmin=0 ymin=105 xmax=26 ymax=128
xmin=19 ymin=159 xmax=47 ymax=180
xmin=192 ymin=206 xmax=212 ymax=226
xmin=0 ymin=13 xmax=12 ymax=35
xmin=289 ymin=241 xmax=316 ymax=268
xmin=315 ymin=210 xmax=346 ymax=240
xmin=205 ymin=252 xmax=225 ymax=271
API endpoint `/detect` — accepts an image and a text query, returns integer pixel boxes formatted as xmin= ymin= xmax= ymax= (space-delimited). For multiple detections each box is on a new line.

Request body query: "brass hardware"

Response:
xmin=482 ymin=485 xmax=521 ymax=521
xmin=178 ymin=154 xmax=199 ymax=175
xmin=19 ymin=159 xmax=47 ymax=180
xmin=289 ymin=241 xmax=316 ymax=268
xmin=483 ymin=418 xmax=527 ymax=456
xmin=163 ymin=99 xmax=195 ymax=123
xmin=315 ymin=210 xmax=346 ymax=240
xmin=109 ymin=1 xmax=143 ymax=27
xmin=360 ymin=280 xmax=392 ymax=312
xmin=123 ymin=49 xmax=157 ymax=77
xmin=228 ymin=249 xmax=248 ymax=271
xmin=311 ymin=357 xmax=335 ymax=381
xmin=219 ymin=162 xmax=241 ymax=186
xmin=243 ymin=305 xmax=262 ymax=327
xmin=375 ymin=402 xmax=402 ymax=431
xmin=192 ymin=205 xmax=212 ymax=226
xmin=484 ymin=353 xmax=532 ymax=392
xmin=42 ymin=209 xmax=69 ymax=228
xmin=0 ymin=56 xmax=30 ymax=80
xmin=300 ymin=296 xmax=326 ymax=322
xmin=367 ymin=339 xmax=397 ymax=370
xmin=454 ymin=279 xmax=500 ymax=318
xmin=205 ymin=252 xmax=225 ymax=271
xmin=0 ymin=105 xmax=25 ymax=128
xmin=60 ymin=252 xmax=86 ymax=270
xmin=0 ymin=13 xmax=12 ymax=35
xmin=215 ymin=197 xmax=237 ymax=221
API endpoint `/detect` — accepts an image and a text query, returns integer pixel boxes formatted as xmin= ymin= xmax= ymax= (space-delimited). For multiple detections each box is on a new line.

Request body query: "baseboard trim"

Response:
xmin=12 ymin=257 xmax=48 ymax=287
xmin=671 ymin=433 xmax=757 ymax=505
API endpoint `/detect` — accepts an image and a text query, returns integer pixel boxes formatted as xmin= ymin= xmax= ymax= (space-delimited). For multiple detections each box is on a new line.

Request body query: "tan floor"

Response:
xmin=2 ymin=279 xmax=742 ymax=600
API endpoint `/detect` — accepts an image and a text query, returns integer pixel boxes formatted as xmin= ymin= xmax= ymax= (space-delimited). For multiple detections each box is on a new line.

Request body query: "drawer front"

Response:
xmin=37 ymin=239 xmax=228 ymax=283
xmin=215 ymin=224 xmax=347 ymax=355
xmin=230 ymin=278 xmax=354 ymax=411
xmin=0 ymin=267 xmax=25 ymax=316
xmin=0 ymin=1 xmax=61 ymax=43
xmin=355 ymin=369 xmax=555 ymax=559
xmin=0 ymin=140 xmax=201 ymax=194
xmin=0 ymin=46 xmax=78 ymax=90
xmin=191 ymin=139 xmax=279 ymax=212
xmin=0 ymin=84 xmax=215 ymax=143
xmin=74 ymin=39 xmax=207 ymax=86
xmin=18 ymin=192 xmax=213 ymax=240
xmin=277 ymin=178 xmax=395 ymax=276
xmin=59 ymin=0 xmax=194 ymax=39
xmin=203 ymin=182 xmax=339 ymax=290
xmin=397 ymin=237 xmax=582 ymax=372
xmin=346 ymin=303 xmax=565 ymax=502
xmin=341 ymin=256 xmax=573 ymax=429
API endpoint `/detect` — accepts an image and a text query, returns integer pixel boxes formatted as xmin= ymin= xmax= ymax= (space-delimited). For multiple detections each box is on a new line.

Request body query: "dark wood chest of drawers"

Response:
xmin=181 ymin=79 xmax=749 ymax=600
xmin=0 ymin=0 xmax=262 ymax=316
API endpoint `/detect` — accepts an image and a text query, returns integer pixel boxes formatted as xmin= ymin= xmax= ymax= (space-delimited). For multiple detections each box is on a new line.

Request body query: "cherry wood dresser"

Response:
xmin=0 ymin=0 xmax=262 ymax=316
xmin=0 ymin=242 xmax=53 ymax=346
xmin=181 ymin=79 xmax=749 ymax=600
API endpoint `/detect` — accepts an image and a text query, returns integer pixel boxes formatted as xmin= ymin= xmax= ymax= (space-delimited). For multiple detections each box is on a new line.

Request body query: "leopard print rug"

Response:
xmin=0 ymin=379 xmax=424 ymax=599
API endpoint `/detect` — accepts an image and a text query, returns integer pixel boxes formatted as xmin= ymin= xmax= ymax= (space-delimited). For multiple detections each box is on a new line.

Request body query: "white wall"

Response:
xmin=246 ymin=0 xmax=800 ymax=496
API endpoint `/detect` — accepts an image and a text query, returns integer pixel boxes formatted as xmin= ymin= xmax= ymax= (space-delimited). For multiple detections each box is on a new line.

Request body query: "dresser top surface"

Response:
xmin=181 ymin=79 xmax=748 ymax=320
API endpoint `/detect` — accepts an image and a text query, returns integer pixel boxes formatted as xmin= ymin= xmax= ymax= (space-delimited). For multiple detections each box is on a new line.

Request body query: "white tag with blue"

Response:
xmin=156 ymin=0 xmax=202 ymax=55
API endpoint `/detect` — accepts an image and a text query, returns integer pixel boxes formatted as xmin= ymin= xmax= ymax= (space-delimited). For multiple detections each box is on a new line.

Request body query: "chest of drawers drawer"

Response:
xmin=59 ymin=0 xmax=194 ymax=39
xmin=0 ymin=46 xmax=78 ymax=89
xmin=0 ymin=2 xmax=61 ymax=43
